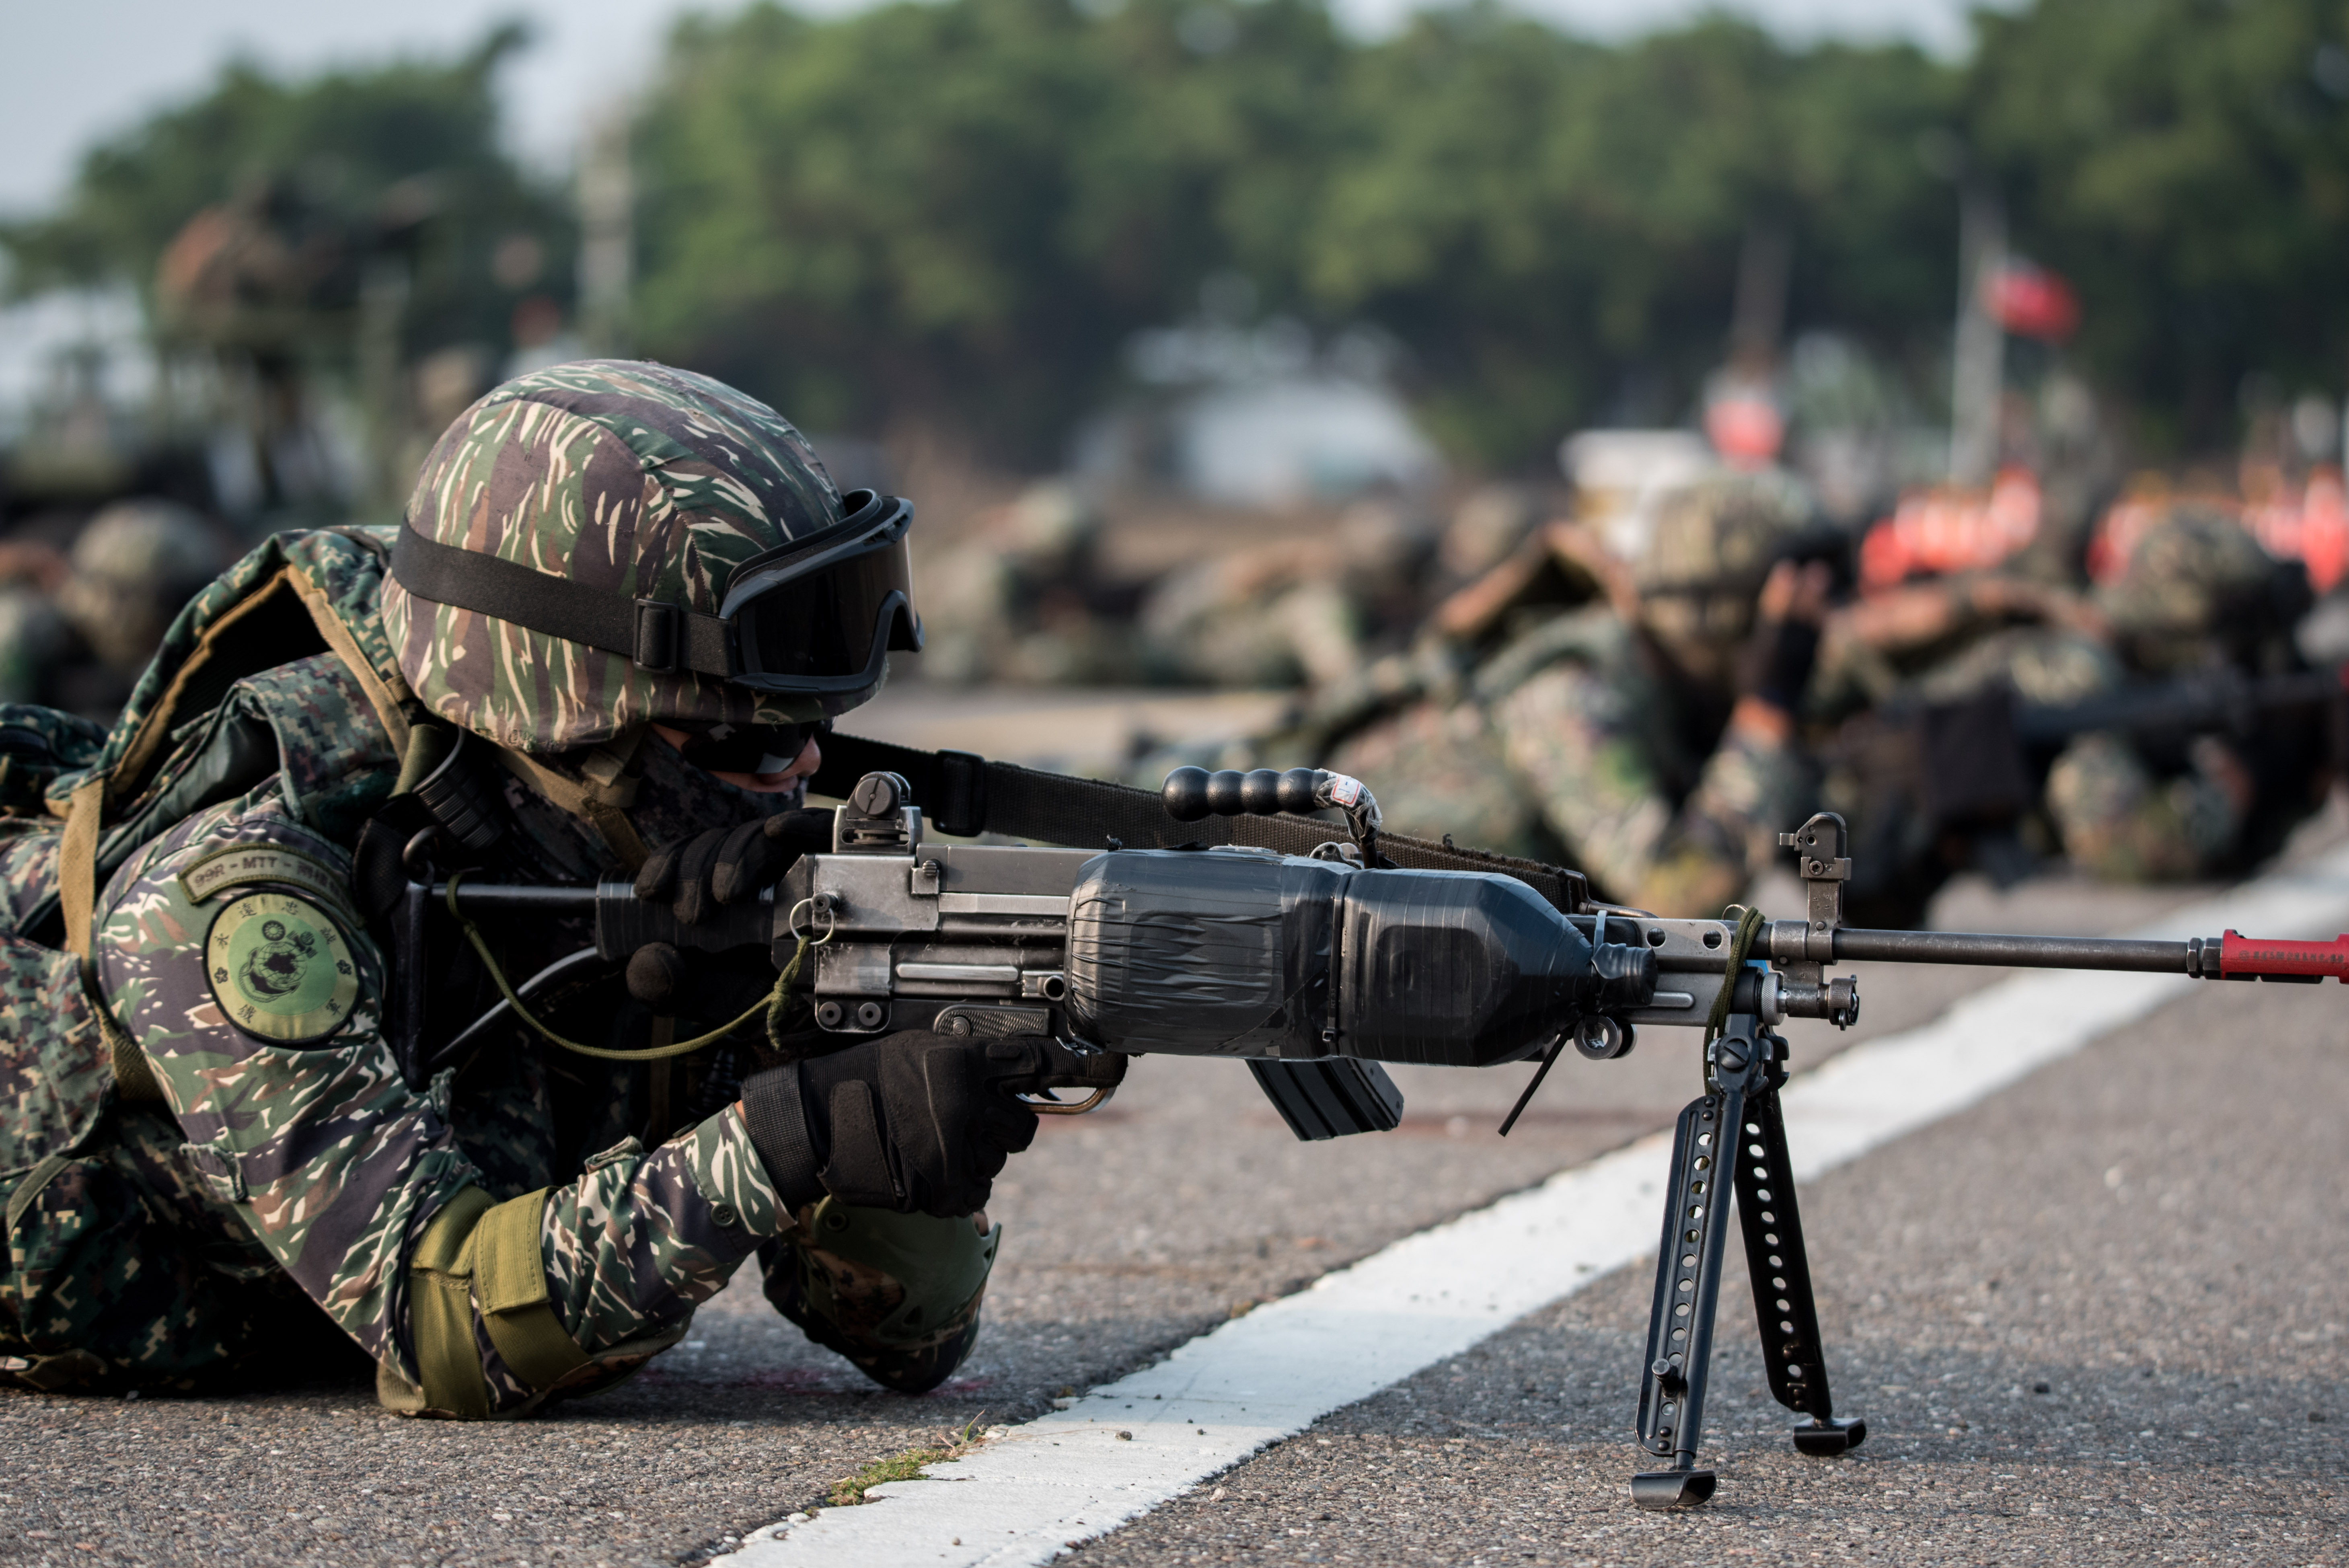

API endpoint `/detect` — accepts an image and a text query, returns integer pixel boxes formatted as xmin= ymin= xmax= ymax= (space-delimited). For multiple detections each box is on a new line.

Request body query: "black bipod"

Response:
xmin=1629 ymin=1009 xmax=1863 ymax=1509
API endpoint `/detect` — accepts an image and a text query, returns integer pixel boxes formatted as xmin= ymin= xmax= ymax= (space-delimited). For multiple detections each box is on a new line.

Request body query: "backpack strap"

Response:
xmin=57 ymin=543 xmax=421 ymax=1099
xmin=57 ymin=775 xmax=104 ymax=964
xmin=286 ymin=567 xmax=413 ymax=759
xmin=490 ymin=732 xmax=653 ymax=874
xmin=53 ymin=773 xmax=165 ymax=1101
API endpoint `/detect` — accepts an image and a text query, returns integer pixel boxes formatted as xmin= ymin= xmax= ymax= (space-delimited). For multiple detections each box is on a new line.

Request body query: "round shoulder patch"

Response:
xmin=204 ymin=892 xmax=362 ymax=1044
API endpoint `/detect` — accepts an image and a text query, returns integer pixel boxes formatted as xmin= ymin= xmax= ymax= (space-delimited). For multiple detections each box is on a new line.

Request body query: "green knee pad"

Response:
xmin=765 ymin=1199 xmax=1001 ymax=1394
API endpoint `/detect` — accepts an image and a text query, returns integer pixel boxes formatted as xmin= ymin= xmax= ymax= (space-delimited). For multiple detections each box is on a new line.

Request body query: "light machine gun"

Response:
xmin=423 ymin=763 xmax=2349 ymax=1511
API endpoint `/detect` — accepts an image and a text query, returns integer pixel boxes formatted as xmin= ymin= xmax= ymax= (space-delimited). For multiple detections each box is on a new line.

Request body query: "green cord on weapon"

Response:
xmin=443 ymin=871 xmax=811 ymax=1062
xmin=1703 ymin=903 xmax=1767 ymax=1044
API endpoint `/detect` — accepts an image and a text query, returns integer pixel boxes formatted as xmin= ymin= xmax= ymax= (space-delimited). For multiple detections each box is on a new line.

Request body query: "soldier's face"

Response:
xmin=1639 ymin=592 xmax=1753 ymax=686
xmin=651 ymin=725 xmax=822 ymax=795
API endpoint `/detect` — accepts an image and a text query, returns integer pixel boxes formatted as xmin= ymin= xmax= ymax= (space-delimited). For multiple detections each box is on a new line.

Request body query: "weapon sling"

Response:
xmin=808 ymin=730 xmax=1593 ymax=913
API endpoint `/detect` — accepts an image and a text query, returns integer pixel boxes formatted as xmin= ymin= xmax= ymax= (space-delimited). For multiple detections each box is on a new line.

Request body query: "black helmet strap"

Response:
xmin=391 ymin=522 xmax=733 ymax=676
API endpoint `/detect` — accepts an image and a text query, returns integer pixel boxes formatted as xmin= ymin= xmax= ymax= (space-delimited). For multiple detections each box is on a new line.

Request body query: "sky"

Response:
xmin=0 ymin=0 xmax=1988 ymax=221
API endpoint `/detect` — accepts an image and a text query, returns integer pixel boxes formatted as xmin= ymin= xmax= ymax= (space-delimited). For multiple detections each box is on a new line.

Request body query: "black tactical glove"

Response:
xmin=626 ymin=810 xmax=834 ymax=1009
xmin=1736 ymin=558 xmax=1832 ymax=718
xmin=636 ymin=808 xmax=834 ymax=923
xmin=1737 ymin=614 xmax=1822 ymax=716
xmin=736 ymin=1034 xmax=1128 ymax=1217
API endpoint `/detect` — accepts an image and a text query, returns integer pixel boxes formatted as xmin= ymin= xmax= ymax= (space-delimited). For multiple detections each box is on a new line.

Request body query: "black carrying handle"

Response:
xmin=1160 ymin=766 xmax=1383 ymax=854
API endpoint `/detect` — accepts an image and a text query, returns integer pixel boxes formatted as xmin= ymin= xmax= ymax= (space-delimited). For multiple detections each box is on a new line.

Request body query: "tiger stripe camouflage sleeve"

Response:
xmin=95 ymin=791 xmax=474 ymax=1386
xmin=538 ymin=1110 xmax=788 ymax=1352
xmin=94 ymin=787 xmax=784 ymax=1413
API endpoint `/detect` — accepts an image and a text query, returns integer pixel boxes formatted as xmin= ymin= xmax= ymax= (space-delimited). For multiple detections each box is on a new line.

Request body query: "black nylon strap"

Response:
xmin=816 ymin=1080 xmax=899 ymax=1207
xmin=391 ymin=524 xmax=732 ymax=676
xmin=811 ymin=731 xmax=1591 ymax=913
xmin=738 ymin=1066 xmax=828 ymax=1210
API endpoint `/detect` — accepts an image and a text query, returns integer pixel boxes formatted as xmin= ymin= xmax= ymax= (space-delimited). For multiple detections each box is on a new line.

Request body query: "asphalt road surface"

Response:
xmin=6 ymin=698 xmax=2343 ymax=1566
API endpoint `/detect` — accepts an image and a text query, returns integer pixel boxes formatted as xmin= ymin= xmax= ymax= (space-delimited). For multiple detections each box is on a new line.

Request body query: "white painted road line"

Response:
xmin=721 ymin=845 xmax=2349 ymax=1568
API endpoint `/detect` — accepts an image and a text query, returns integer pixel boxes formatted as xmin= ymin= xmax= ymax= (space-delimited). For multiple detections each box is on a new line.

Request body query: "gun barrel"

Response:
xmin=1822 ymin=926 xmax=2202 ymax=974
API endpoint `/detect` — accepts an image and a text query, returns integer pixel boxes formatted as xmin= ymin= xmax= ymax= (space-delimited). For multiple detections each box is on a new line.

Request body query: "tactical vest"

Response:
xmin=0 ymin=527 xmax=416 ymax=1210
xmin=0 ymin=527 xmax=689 ymax=1414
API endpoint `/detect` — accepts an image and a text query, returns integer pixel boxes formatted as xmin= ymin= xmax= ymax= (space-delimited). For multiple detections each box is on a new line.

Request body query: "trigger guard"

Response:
xmin=1017 ymin=1087 xmax=1116 ymax=1116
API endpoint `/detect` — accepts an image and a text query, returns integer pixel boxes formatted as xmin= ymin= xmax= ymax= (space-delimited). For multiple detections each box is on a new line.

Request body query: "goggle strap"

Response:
xmin=392 ymin=522 xmax=732 ymax=677
xmin=630 ymin=600 xmax=734 ymax=675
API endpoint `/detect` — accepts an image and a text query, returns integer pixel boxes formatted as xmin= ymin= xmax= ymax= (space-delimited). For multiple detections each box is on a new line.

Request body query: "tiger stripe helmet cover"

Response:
xmin=384 ymin=360 xmax=858 ymax=754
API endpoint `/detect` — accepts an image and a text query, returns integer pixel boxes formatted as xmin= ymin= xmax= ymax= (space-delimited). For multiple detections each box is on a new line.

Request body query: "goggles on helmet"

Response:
xmin=389 ymin=489 xmax=923 ymax=696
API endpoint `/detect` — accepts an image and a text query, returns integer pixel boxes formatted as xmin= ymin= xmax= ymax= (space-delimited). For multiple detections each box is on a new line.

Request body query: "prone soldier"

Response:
xmin=1308 ymin=471 xmax=1831 ymax=915
xmin=0 ymin=361 xmax=1112 ymax=1412
xmin=1812 ymin=497 xmax=2321 ymax=921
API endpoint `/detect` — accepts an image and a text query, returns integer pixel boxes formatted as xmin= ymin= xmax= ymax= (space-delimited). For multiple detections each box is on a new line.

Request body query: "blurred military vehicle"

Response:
xmin=0 ymin=292 xmax=219 ymax=541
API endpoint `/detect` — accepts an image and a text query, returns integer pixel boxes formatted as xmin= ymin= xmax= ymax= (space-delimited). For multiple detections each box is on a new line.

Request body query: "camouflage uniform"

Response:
xmin=2 ymin=363 xmax=996 ymax=1413
xmin=2052 ymin=502 xmax=2315 ymax=879
xmin=1323 ymin=474 xmax=1815 ymax=916
xmin=1811 ymin=501 xmax=2310 ymax=906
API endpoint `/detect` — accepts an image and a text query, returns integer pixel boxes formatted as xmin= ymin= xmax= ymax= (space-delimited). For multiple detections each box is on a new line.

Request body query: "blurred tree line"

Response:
xmin=633 ymin=0 xmax=1963 ymax=465
xmin=3 ymin=26 xmax=570 ymax=374
xmin=6 ymin=0 xmax=2347 ymax=473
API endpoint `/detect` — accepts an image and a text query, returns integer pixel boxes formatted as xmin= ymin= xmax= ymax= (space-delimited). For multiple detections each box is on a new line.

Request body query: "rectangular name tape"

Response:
xmin=178 ymin=845 xmax=357 ymax=920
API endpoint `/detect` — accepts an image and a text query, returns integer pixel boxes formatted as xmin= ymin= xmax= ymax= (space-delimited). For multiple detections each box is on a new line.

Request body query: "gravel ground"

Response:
xmin=0 ymin=842 xmax=2314 ymax=1567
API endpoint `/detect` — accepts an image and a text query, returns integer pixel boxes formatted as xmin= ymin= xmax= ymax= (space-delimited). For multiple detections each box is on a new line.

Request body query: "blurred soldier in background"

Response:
xmin=1812 ymin=496 xmax=2320 ymax=923
xmin=0 ymin=499 xmax=229 ymax=719
xmin=915 ymin=482 xmax=1138 ymax=684
xmin=1295 ymin=471 xmax=1828 ymax=914
xmin=1135 ymin=497 xmax=1438 ymax=690
xmin=2060 ymin=500 xmax=2320 ymax=876
xmin=58 ymin=501 xmax=234 ymax=701
xmin=1809 ymin=550 xmax=2119 ymax=919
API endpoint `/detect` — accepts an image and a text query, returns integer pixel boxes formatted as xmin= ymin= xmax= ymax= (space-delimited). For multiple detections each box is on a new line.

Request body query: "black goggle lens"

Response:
xmin=734 ymin=534 xmax=917 ymax=681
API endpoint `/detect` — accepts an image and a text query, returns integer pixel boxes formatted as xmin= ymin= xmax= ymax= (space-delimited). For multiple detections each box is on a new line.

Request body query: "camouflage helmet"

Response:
xmin=384 ymin=360 xmax=909 ymax=755
xmin=1632 ymin=470 xmax=1813 ymax=597
xmin=2094 ymin=501 xmax=2307 ymax=673
xmin=1631 ymin=470 xmax=1814 ymax=659
xmin=57 ymin=498 xmax=229 ymax=673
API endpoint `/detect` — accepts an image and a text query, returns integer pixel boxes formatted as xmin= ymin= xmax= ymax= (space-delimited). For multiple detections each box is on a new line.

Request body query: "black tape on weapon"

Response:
xmin=1065 ymin=848 xmax=1607 ymax=1069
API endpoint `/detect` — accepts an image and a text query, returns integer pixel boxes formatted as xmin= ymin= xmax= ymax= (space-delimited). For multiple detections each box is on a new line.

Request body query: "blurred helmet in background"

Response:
xmin=2095 ymin=501 xmax=2309 ymax=674
xmin=56 ymin=499 xmax=230 ymax=674
xmin=1631 ymin=470 xmax=1814 ymax=679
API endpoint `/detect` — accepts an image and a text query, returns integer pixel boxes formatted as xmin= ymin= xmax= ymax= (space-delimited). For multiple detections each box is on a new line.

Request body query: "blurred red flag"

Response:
xmin=1984 ymin=258 xmax=2080 ymax=341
